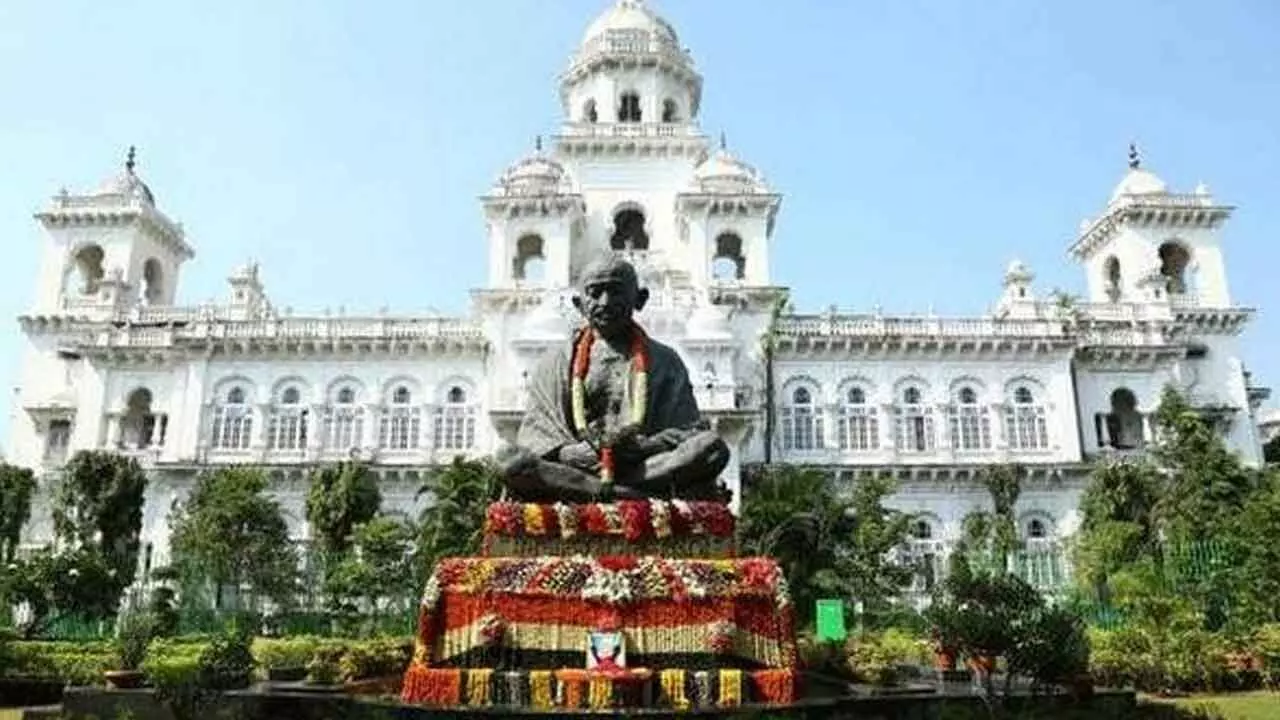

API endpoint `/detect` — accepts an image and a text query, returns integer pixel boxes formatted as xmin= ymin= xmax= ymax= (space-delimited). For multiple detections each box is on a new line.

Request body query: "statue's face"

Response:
xmin=574 ymin=258 xmax=648 ymax=336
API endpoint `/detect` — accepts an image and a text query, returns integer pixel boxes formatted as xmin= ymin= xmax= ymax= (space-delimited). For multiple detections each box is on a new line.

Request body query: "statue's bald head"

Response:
xmin=578 ymin=254 xmax=639 ymax=293
xmin=573 ymin=253 xmax=649 ymax=336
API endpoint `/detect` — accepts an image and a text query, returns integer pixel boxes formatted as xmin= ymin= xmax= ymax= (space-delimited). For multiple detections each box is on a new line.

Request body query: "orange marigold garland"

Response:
xmin=570 ymin=325 xmax=650 ymax=492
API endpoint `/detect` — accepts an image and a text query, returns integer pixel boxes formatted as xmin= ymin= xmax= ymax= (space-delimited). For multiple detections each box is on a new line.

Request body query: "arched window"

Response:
xmin=838 ymin=385 xmax=878 ymax=451
xmin=120 ymin=387 xmax=160 ymax=450
xmin=1104 ymin=256 xmax=1122 ymax=302
xmin=912 ymin=519 xmax=933 ymax=540
xmin=212 ymin=385 xmax=253 ymax=450
xmin=582 ymin=99 xmax=598 ymax=124
xmin=781 ymin=385 xmax=824 ymax=452
xmin=72 ymin=245 xmax=105 ymax=295
xmin=618 ymin=91 xmax=642 ymax=122
xmin=379 ymin=385 xmax=420 ymax=450
xmin=1158 ymin=241 xmax=1192 ymax=295
xmin=268 ymin=385 xmax=309 ymax=451
xmin=905 ymin=516 xmax=943 ymax=594
xmin=1004 ymin=385 xmax=1049 ymax=450
xmin=1104 ymin=388 xmax=1143 ymax=450
xmin=610 ymin=208 xmax=649 ymax=251
xmin=949 ymin=386 xmax=991 ymax=452
xmin=325 ymin=385 xmax=363 ymax=451
xmin=894 ymin=385 xmax=934 ymax=453
xmin=662 ymin=98 xmax=679 ymax=123
xmin=142 ymin=258 xmax=164 ymax=305
xmin=434 ymin=385 xmax=477 ymax=451
xmin=711 ymin=232 xmax=746 ymax=281
xmin=1027 ymin=519 xmax=1047 ymax=539
xmin=513 ymin=234 xmax=546 ymax=282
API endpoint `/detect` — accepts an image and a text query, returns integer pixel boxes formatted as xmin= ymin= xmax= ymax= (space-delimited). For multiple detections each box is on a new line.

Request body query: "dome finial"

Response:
xmin=125 ymin=145 xmax=137 ymax=174
xmin=535 ymin=135 xmax=543 ymax=152
xmin=1128 ymin=142 xmax=1140 ymax=170
xmin=719 ymin=131 xmax=727 ymax=151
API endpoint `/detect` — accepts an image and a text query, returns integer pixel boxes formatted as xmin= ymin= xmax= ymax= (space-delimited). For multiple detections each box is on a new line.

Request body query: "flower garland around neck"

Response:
xmin=570 ymin=324 xmax=650 ymax=489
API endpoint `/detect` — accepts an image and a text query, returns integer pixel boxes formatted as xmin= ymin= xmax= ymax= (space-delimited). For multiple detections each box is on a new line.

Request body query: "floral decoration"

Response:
xmin=484 ymin=500 xmax=734 ymax=542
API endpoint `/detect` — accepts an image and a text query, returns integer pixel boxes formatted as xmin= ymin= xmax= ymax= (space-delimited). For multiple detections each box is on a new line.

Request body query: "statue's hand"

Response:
xmin=558 ymin=442 xmax=600 ymax=473
xmin=649 ymin=427 xmax=691 ymax=451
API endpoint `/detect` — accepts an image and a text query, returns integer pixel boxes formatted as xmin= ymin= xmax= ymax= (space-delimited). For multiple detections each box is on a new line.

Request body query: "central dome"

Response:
xmin=581 ymin=0 xmax=678 ymax=49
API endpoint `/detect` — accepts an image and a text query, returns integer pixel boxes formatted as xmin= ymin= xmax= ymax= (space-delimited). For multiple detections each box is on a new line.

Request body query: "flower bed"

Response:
xmin=482 ymin=500 xmax=736 ymax=557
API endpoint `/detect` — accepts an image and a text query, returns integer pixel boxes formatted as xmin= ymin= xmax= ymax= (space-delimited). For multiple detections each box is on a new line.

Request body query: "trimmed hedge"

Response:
xmin=1 ymin=636 xmax=413 ymax=687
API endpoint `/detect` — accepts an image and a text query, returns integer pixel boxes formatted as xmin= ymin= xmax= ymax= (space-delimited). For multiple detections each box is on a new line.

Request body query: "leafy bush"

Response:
xmin=195 ymin=626 xmax=255 ymax=690
xmin=113 ymin=610 xmax=155 ymax=670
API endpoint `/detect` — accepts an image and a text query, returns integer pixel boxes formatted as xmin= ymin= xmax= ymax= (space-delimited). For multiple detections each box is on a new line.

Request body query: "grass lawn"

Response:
xmin=1142 ymin=691 xmax=1280 ymax=720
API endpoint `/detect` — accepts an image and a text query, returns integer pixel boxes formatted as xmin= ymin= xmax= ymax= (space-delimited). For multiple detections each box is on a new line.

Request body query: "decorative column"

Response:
xmin=880 ymin=404 xmax=896 ymax=457
xmin=307 ymin=404 xmax=326 ymax=460
xmin=362 ymin=403 xmax=380 ymax=451
xmin=992 ymin=403 xmax=1008 ymax=449
xmin=1141 ymin=413 xmax=1154 ymax=445
xmin=252 ymin=403 xmax=271 ymax=453
xmin=935 ymin=403 xmax=952 ymax=454
xmin=824 ymin=402 xmax=840 ymax=451
xmin=103 ymin=413 xmax=122 ymax=450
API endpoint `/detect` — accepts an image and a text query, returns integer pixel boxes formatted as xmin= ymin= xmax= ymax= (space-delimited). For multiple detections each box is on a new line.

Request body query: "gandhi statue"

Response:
xmin=497 ymin=256 xmax=731 ymax=502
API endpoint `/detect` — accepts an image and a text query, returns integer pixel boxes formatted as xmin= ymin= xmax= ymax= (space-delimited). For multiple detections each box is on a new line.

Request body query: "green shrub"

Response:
xmin=2 ymin=641 xmax=115 ymax=684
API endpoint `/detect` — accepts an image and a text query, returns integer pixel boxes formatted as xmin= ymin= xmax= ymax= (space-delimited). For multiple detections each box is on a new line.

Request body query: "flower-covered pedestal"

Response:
xmin=401 ymin=500 xmax=799 ymax=711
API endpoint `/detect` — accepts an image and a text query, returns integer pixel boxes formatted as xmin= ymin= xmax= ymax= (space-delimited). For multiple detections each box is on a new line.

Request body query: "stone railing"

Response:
xmin=1077 ymin=326 xmax=1173 ymax=346
xmin=573 ymin=29 xmax=691 ymax=66
xmin=776 ymin=315 xmax=1068 ymax=338
xmin=83 ymin=316 xmax=485 ymax=347
xmin=1111 ymin=192 xmax=1218 ymax=209
xmin=558 ymin=122 xmax=697 ymax=139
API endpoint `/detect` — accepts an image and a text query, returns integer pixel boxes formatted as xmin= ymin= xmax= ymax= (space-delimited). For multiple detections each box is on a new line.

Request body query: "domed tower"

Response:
xmin=677 ymin=135 xmax=781 ymax=286
xmin=560 ymin=0 xmax=701 ymax=128
xmin=30 ymin=147 xmax=193 ymax=315
xmin=551 ymin=0 xmax=713 ymax=287
xmin=1070 ymin=144 xmax=1233 ymax=307
xmin=481 ymin=139 xmax=586 ymax=289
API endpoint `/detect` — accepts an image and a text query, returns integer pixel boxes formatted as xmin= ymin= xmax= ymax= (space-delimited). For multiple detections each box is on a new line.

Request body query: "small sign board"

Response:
xmin=815 ymin=599 xmax=847 ymax=642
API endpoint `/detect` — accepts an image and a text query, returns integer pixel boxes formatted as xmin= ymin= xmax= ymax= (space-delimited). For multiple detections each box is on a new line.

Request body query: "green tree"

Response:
xmin=304 ymin=461 xmax=381 ymax=559
xmin=168 ymin=467 xmax=298 ymax=611
xmin=414 ymin=457 xmax=501 ymax=579
xmin=739 ymin=464 xmax=911 ymax=629
xmin=1223 ymin=471 xmax=1280 ymax=625
xmin=1072 ymin=458 xmax=1163 ymax=594
xmin=51 ymin=451 xmax=148 ymax=615
xmin=1150 ymin=386 xmax=1260 ymax=541
xmin=324 ymin=515 xmax=416 ymax=634
xmin=843 ymin=473 xmax=914 ymax=622
xmin=0 ymin=463 xmax=37 ymax=564
xmin=959 ymin=463 xmax=1026 ymax=572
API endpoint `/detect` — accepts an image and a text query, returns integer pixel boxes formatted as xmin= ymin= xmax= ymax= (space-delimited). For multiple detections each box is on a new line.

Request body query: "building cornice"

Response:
xmin=36 ymin=198 xmax=195 ymax=260
xmin=553 ymin=125 xmax=709 ymax=159
xmin=1068 ymin=195 xmax=1234 ymax=261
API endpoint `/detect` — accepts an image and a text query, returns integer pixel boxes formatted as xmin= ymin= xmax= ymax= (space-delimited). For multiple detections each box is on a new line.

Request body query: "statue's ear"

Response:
xmin=634 ymin=287 xmax=649 ymax=313
xmin=571 ymin=294 xmax=584 ymax=315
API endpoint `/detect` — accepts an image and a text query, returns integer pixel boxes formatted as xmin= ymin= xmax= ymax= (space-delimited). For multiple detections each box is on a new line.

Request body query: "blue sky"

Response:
xmin=1 ymin=0 xmax=1277 ymax=445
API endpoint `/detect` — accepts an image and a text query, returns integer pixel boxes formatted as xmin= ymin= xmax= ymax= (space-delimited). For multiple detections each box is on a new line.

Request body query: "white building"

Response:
xmin=9 ymin=0 xmax=1269 ymax=580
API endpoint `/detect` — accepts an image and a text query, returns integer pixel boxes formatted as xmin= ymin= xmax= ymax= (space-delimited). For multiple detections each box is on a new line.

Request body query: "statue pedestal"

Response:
xmin=401 ymin=500 xmax=799 ymax=711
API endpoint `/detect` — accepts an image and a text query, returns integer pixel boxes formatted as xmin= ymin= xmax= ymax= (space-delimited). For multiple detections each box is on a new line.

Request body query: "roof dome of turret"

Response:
xmin=1109 ymin=144 xmax=1168 ymax=204
xmin=95 ymin=147 xmax=155 ymax=205
xmin=494 ymin=144 xmax=573 ymax=196
xmin=581 ymin=0 xmax=679 ymax=51
xmin=691 ymin=143 xmax=769 ymax=194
